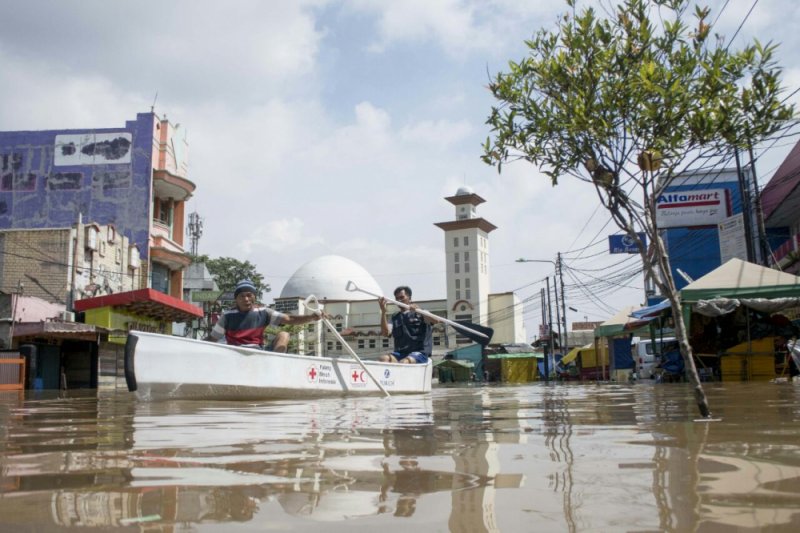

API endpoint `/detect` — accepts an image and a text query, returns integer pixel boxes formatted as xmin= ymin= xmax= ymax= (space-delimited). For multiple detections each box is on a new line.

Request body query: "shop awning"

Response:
xmin=12 ymin=321 xmax=101 ymax=341
xmin=630 ymin=299 xmax=671 ymax=319
xmin=74 ymin=288 xmax=203 ymax=322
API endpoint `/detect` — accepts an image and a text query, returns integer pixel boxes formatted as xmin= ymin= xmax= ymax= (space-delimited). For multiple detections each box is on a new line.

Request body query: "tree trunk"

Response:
xmin=651 ymin=233 xmax=711 ymax=418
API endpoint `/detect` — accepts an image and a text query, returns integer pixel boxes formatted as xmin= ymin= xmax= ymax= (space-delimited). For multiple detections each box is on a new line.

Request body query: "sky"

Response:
xmin=1 ymin=0 xmax=799 ymax=339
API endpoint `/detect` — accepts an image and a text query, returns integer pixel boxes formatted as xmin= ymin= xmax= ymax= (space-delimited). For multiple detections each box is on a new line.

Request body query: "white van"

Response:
xmin=632 ymin=337 xmax=676 ymax=379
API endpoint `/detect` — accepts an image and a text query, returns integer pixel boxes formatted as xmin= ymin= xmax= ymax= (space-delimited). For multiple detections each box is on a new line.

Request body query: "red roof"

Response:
xmin=74 ymin=288 xmax=203 ymax=322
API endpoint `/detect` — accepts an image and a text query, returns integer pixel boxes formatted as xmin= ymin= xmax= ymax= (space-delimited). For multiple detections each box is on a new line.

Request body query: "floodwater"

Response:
xmin=1 ymin=383 xmax=799 ymax=532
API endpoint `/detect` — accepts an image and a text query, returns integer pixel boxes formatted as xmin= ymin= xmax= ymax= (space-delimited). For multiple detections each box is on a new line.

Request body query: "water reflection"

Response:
xmin=1 ymin=383 xmax=800 ymax=531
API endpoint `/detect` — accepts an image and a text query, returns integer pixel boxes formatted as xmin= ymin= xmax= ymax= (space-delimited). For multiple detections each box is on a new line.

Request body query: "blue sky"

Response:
xmin=1 ymin=0 xmax=799 ymax=338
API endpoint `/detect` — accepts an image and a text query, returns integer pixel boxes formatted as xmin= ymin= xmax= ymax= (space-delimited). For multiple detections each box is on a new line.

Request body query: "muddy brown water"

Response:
xmin=1 ymin=382 xmax=799 ymax=532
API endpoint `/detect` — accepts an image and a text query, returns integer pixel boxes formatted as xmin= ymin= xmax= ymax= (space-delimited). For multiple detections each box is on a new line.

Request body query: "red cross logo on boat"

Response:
xmin=351 ymin=369 xmax=366 ymax=383
xmin=307 ymin=365 xmax=318 ymax=383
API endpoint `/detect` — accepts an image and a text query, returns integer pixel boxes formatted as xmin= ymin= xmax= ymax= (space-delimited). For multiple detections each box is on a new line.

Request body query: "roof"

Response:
xmin=279 ymin=255 xmax=383 ymax=300
xmin=73 ymin=288 xmax=203 ymax=322
xmin=13 ymin=320 xmax=100 ymax=341
xmin=761 ymin=138 xmax=800 ymax=226
xmin=435 ymin=359 xmax=475 ymax=369
xmin=681 ymin=258 xmax=800 ymax=302
xmin=594 ymin=306 xmax=651 ymax=337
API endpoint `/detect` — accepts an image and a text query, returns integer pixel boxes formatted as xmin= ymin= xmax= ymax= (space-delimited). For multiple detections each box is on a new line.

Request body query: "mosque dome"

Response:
xmin=455 ymin=185 xmax=474 ymax=196
xmin=279 ymin=255 xmax=383 ymax=300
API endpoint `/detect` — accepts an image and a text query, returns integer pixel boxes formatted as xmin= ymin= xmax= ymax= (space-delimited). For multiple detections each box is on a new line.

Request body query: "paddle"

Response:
xmin=344 ymin=280 xmax=490 ymax=341
xmin=304 ymin=294 xmax=390 ymax=397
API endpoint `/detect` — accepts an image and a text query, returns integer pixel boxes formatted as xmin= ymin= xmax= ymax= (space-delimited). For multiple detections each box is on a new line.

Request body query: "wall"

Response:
xmin=0 ymin=113 xmax=155 ymax=260
xmin=0 ymin=223 xmax=143 ymax=307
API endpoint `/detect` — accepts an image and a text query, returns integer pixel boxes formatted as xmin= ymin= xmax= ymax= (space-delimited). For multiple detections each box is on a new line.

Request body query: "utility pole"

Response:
xmin=734 ymin=149 xmax=755 ymax=262
xmin=540 ymin=287 xmax=549 ymax=382
xmin=546 ymin=277 xmax=555 ymax=381
xmin=557 ymin=252 xmax=568 ymax=351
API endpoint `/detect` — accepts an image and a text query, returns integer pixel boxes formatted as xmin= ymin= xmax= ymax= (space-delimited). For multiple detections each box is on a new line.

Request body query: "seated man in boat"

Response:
xmin=205 ymin=279 xmax=324 ymax=352
xmin=378 ymin=286 xmax=433 ymax=364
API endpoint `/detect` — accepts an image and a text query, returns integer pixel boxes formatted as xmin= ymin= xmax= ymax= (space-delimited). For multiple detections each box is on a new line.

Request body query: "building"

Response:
xmin=0 ymin=112 xmax=203 ymax=389
xmin=272 ymin=187 xmax=526 ymax=360
xmin=653 ymin=167 xmax=759 ymax=292
xmin=760 ymin=138 xmax=800 ymax=274
xmin=0 ymin=111 xmax=195 ymax=302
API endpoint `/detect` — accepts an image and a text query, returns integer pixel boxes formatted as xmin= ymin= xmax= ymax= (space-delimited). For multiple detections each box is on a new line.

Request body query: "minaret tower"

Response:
xmin=434 ymin=186 xmax=497 ymax=345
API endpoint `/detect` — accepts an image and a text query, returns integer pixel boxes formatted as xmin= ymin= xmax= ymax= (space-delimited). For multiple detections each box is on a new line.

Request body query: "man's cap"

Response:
xmin=234 ymin=279 xmax=258 ymax=297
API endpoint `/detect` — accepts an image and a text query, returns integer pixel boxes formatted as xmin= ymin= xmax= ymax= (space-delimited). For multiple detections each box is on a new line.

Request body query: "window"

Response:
xmin=464 ymin=252 xmax=470 ymax=261
xmin=453 ymin=237 xmax=458 ymax=247
xmin=157 ymin=199 xmax=172 ymax=225
xmin=465 ymin=278 xmax=470 ymax=288
xmin=369 ymin=339 xmax=376 ymax=349
xmin=335 ymin=342 xmax=342 ymax=351
xmin=151 ymin=263 xmax=170 ymax=294
xmin=465 ymin=289 xmax=471 ymax=299
xmin=382 ymin=338 xmax=390 ymax=348
xmin=433 ymin=336 xmax=441 ymax=346
xmin=463 ymin=236 xmax=469 ymax=246
xmin=455 ymin=279 xmax=460 ymax=289
xmin=456 ymin=290 xmax=461 ymax=300
xmin=454 ymin=252 xmax=460 ymax=263
xmin=327 ymin=341 xmax=334 ymax=351
xmin=465 ymin=262 xmax=470 ymax=273
xmin=454 ymin=264 xmax=460 ymax=273
xmin=358 ymin=340 xmax=365 ymax=349
xmin=335 ymin=322 xmax=343 ymax=332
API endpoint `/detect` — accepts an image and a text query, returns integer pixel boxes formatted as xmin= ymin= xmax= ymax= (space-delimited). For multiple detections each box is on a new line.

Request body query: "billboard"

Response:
xmin=655 ymin=188 xmax=730 ymax=228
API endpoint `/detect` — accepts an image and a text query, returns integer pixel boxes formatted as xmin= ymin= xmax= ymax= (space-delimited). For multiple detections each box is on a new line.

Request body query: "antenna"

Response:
xmin=186 ymin=211 xmax=203 ymax=256
xmin=151 ymin=91 xmax=159 ymax=113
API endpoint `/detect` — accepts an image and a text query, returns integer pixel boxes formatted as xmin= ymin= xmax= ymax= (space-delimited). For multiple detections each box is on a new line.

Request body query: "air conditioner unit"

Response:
xmin=85 ymin=226 xmax=98 ymax=250
xmin=60 ymin=311 xmax=75 ymax=322
xmin=129 ymin=246 xmax=140 ymax=269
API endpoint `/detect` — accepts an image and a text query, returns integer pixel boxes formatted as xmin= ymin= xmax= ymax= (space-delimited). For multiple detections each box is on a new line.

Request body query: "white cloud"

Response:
xmin=238 ymin=217 xmax=324 ymax=254
xmin=399 ymin=119 xmax=473 ymax=147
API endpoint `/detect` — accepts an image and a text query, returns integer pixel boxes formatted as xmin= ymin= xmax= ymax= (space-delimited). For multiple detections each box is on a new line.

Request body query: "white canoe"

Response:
xmin=124 ymin=331 xmax=432 ymax=400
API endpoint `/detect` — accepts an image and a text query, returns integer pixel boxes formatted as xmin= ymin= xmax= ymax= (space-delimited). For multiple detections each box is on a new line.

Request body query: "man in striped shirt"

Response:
xmin=205 ymin=279 xmax=324 ymax=352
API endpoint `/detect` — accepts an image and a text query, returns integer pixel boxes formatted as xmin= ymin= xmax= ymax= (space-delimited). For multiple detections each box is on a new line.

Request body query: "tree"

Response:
xmin=192 ymin=255 xmax=271 ymax=301
xmin=483 ymin=0 xmax=794 ymax=417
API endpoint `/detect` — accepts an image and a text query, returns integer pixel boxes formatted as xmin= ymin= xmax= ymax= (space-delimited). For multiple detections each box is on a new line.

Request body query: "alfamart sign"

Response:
xmin=655 ymin=188 xmax=729 ymax=228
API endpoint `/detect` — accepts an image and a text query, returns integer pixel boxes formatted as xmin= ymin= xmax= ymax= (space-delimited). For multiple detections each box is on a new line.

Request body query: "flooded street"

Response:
xmin=1 ymin=382 xmax=799 ymax=532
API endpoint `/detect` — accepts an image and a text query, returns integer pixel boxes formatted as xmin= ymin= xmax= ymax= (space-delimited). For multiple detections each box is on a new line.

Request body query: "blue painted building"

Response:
xmin=0 ymin=112 xmax=195 ymax=301
xmin=656 ymin=168 xmax=757 ymax=290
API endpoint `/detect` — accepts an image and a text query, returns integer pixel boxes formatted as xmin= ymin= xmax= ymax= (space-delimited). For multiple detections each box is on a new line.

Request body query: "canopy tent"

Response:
xmin=594 ymin=306 xmax=650 ymax=337
xmin=681 ymin=258 xmax=800 ymax=302
xmin=681 ymin=258 xmax=800 ymax=318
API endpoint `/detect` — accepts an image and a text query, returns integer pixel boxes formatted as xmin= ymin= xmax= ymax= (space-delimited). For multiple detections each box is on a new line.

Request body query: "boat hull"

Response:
xmin=125 ymin=331 xmax=432 ymax=400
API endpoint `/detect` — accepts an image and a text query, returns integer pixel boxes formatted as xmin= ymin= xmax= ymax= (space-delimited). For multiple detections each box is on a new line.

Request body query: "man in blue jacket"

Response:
xmin=378 ymin=286 xmax=433 ymax=364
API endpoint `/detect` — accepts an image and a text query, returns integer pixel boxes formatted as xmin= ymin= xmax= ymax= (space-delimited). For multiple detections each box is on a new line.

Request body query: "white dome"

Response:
xmin=279 ymin=255 xmax=383 ymax=300
xmin=455 ymin=185 xmax=474 ymax=196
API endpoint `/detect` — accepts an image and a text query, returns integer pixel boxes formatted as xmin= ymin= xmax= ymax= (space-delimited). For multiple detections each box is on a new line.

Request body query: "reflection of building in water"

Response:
xmin=444 ymin=390 xmax=526 ymax=533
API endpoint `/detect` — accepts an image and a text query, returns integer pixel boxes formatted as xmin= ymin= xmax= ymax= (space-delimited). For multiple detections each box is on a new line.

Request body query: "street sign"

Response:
xmin=190 ymin=290 xmax=223 ymax=302
xmin=608 ymin=233 xmax=646 ymax=254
